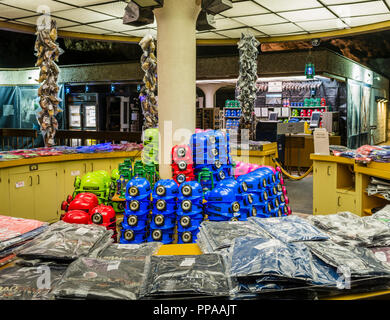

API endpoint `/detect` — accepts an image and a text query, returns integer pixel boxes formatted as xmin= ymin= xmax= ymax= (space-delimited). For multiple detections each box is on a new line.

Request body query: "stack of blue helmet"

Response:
xmin=148 ymin=179 xmax=179 ymax=244
xmin=176 ymin=181 xmax=204 ymax=243
xmin=216 ymin=178 xmax=255 ymax=220
xmin=238 ymin=167 xmax=288 ymax=218
xmin=204 ymin=185 xmax=241 ymax=221
xmin=190 ymin=130 xmax=234 ymax=191
xmin=120 ymin=177 xmax=151 ymax=244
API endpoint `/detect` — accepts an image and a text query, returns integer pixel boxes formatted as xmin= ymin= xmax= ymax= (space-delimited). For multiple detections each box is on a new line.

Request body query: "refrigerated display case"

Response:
xmin=67 ymin=93 xmax=99 ymax=146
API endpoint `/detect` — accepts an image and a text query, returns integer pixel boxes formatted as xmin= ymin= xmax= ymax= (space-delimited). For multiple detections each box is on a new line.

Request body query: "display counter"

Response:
xmin=0 ymin=144 xmax=278 ymax=223
xmin=311 ymin=154 xmax=390 ymax=216
xmin=285 ymin=134 xmax=341 ymax=168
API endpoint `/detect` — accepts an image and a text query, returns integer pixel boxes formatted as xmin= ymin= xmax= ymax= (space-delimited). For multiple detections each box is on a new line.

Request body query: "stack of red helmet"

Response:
xmin=61 ymin=192 xmax=117 ymax=241
xmin=171 ymin=145 xmax=195 ymax=185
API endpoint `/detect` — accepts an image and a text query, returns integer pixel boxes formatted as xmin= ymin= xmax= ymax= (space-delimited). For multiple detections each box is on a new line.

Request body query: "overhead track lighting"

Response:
xmin=132 ymin=0 xmax=164 ymax=8
xmin=202 ymin=0 xmax=232 ymax=15
xmin=196 ymin=10 xmax=216 ymax=31
xmin=123 ymin=1 xmax=154 ymax=27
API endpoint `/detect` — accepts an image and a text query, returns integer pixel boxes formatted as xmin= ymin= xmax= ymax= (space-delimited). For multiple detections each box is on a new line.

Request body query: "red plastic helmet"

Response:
xmin=62 ymin=210 xmax=90 ymax=225
xmin=89 ymin=204 xmax=116 ymax=231
xmin=61 ymin=201 xmax=69 ymax=212
xmin=66 ymin=195 xmax=73 ymax=204
xmin=172 ymin=145 xmax=193 ymax=164
xmin=67 ymin=193 xmax=99 ymax=214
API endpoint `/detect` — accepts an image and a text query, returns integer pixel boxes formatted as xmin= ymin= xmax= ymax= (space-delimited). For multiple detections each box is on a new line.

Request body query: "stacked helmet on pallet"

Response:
xmin=190 ymin=130 xmax=233 ymax=192
xmin=120 ymin=177 xmax=151 ymax=244
xmin=204 ymin=186 xmax=241 ymax=222
xmin=237 ymin=166 xmax=291 ymax=218
xmin=216 ymin=178 xmax=254 ymax=220
xmin=176 ymin=181 xmax=204 ymax=243
xmin=142 ymin=128 xmax=159 ymax=165
xmin=148 ymin=179 xmax=178 ymax=244
xmin=171 ymin=145 xmax=195 ymax=185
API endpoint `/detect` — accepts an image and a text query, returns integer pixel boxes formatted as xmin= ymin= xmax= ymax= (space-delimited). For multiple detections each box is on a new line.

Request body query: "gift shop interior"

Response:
xmin=2 ymin=0 xmax=390 ymax=302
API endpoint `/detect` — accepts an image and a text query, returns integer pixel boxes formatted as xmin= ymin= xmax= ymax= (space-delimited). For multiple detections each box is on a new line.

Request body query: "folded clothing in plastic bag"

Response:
xmin=229 ymin=237 xmax=340 ymax=287
xmin=307 ymin=211 xmax=390 ymax=247
xmin=372 ymin=205 xmax=390 ymax=225
xmin=306 ymin=240 xmax=390 ymax=277
xmin=142 ymin=254 xmax=231 ymax=298
xmin=0 ymin=264 xmax=66 ymax=300
xmin=16 ymin=221 xmax=113 ymax=262
xmin=248 ymin=215 xmax=329 ymax=243
xmin=370 ymin=247 xmax=390 ymax=264
xmin=94 ymin=242 xmax=163 ymax=260
xmin=0 ymin=215 xmax=48 ymax=252
xmin=197 ymin=221 xmax=270 ymax=253
xmin=52 ymin=256 xmax=148 ymax=300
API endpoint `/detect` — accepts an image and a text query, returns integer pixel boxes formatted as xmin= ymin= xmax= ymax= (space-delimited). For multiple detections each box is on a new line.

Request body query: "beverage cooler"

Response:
xmin=67 ymin=93 xmax=99 ymax=146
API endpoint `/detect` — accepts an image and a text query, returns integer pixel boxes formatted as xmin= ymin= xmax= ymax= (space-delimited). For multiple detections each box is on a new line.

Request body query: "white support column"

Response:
xmin=154 ymin=0 xmax=201 ymax=179
xmin=197 ymin=83 xmax=226 ymax=108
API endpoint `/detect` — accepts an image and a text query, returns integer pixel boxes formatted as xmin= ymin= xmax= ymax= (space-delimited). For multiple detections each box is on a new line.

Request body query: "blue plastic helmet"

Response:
xmin=236 ymin=174 xmax=264 ymax=191
xmin=250 ymin=167 xmax=276 ymax=185
xmin=178 ymin=230 xmax=200 ymax=244
xmin=150 ymin=213 xmax=176 ymax=229
xmin=125 ymin=177 xmax=151 ymax=201
xmin=216 ymin=178 xmax=239 ymax=192
xmin=179 ymin=181 xmax=203 ymax=199
xmin=121 ymin=216 xmax=148 ymax=231
xmin=153 ymin=179 xmax=179 ymax=200
xmin=147 ymin=229 xmax=174 ymax=244
xmin=176 ymin=198 xmax=203 ymax=215
xmin=205 ymin=187 xmax=238 ymax=203
xmin=177 ymin=215 xmax=203 ymax=231
xmin=119 ymin=228 xmax=146 ymax=243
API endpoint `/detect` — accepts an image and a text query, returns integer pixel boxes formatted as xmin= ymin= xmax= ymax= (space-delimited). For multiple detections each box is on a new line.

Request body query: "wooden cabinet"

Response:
xmin=336 ymin=191 xmax=357 ymax=213
xmin=313 ymin=161 xmax=337 ymax=215
xmin=9 ymin=172 xmax=34 ymax=219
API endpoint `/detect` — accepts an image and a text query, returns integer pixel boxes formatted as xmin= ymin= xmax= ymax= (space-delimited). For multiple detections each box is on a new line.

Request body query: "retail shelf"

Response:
xmin=290 ymin=106 xmax=328 ymax=109
xmin=364 ymin=192 xmax=390 ymax=201
xmin=225 ymin=116 xmax=240 ymax=119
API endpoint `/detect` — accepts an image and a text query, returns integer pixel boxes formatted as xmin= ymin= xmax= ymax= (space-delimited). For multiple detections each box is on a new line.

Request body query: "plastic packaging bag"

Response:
xmin=52 ymin=256 xmax=149 ymax=300
xmin=197 ymin=221 xmax=270 ymax=253
xmin=141 ymin=254 xmax=231 ymax=298
xmin=0 ymin=265 xmax=66 ymax=300
xmin=248 ymin=215 xmax=329 ymax=243
xmin=93 ymin=242 xmax=163 ymax=260
xmin=307 ymin=211 xmax=390 ymax=247
xmin=16 ymin=221 xmax=113 ymax=262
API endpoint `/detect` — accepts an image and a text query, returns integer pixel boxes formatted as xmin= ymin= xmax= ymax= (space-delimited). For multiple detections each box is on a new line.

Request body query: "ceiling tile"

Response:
xmin=297 ymin=18 xmax=347 ymax=31
xmin=196 ymin=32 xmax=227 ymax=39
xmin=222 ymin=1 xmax=269 ymax=17
xmin=122 ymin=28 xmax=157 ymax=37
xmin=344 ymin=13 xmax=390 ymax=27
xmin=61 ymin=0 xmax=116 ymax=6
xmin=216 ymin=27 xmax=264 ymax=38
xmin=254 ymin=23 xmax=304 ymax=35
xmin=14 ymin=15 xmax=78 ymax=28
xmin=321 ymin=0 xmax=369 ymax=4
xmin=0 ymin=4 xmax=35 ymax=19
xmin=59 ymin=24 xmax=109 ymax=34
xmin=52 ymin=8 xmax=114 ymax=23
xmin=87 ymin=2 xmax=127 ymax=18
xmin=254 ymin=0 xmax=321 ymax=12
xmin=0 ymin=0 xmax=73 ymax=12
xmin=233 ymin=13 xmax=287 ymax=26
xmin=89 ymin=18 xmax=139 ymax=32
xmin=329 ymin=1 xmax=389 ymax=18
xmin=215 ymin=18 xmax=245 ymax=29
xmin=278 ymin=7 xmax=336 ymax=22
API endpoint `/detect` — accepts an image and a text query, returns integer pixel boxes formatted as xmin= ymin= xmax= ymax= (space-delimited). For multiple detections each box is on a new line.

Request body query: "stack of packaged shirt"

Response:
xmin=0 ymin=215 xmax=48 ymax=267
xmin=331 ymin=144 xmax=390 ymax=163
xmin=140 ymin=254 xmax=231 ymax=299
xmin=52 ymin=242 xmax=162 ymax=300
xmin=366 ymin=177 xmax=390 ymax=201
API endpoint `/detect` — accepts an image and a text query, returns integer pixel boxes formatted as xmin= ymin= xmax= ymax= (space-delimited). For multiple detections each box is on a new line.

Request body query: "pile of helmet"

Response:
xmin=171 ymin=145 xmax=195 ymax=185
xmin=60 ymin=192 xmax=117 ymax=241
xmin=120 ymin=177 xmax=152 ymax=244
xmin=190 ymin=130 xmax=234 ymax=192
xmin=72 ymin=170 xmax=112 ymax=205
xmin=236 ymin=166 xmax=291 ymax=218
xmin=148 ymin=179 xmax=179 ymax=244
xmin=142 ymin=128 xmax=159 ymax=165
xmin=176 ymin=181 xmax=205 ymax=243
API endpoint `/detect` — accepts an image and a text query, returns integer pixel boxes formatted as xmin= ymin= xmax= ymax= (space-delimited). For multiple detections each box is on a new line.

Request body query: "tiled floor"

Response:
xmin=284 ymin=175 xmax=313 ymax=215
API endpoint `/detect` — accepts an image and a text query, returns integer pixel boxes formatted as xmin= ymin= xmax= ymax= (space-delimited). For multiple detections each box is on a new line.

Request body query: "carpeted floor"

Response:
xmin=283 ymin=175 xmax=313 ymax=215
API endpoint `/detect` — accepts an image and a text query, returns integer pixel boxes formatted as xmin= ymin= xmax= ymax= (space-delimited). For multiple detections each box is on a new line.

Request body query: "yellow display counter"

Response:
xmin=311 ymin=154 xmax=390 ymax=216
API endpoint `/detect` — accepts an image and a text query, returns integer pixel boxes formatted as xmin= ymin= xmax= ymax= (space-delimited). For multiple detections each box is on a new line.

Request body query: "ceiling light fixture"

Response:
xmin=202 ymin=0 xmax=232 ymax=15
xmin=123 ymin=1 xmax=154 ymax=27
xmin=196 ymin=10 xmax=216 ymax=31
xmin=132 ymin=0 xmax=164 ymax=8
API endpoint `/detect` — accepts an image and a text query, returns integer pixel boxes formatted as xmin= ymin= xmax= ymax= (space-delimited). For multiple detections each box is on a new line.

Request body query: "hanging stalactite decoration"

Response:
xmin=35 ymin=19 xmax=63 ymax=147
xmin=139 ymin=34 xmax=158 ymax=129
xmin=236 ymin=33 xmax=260 ymax=133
